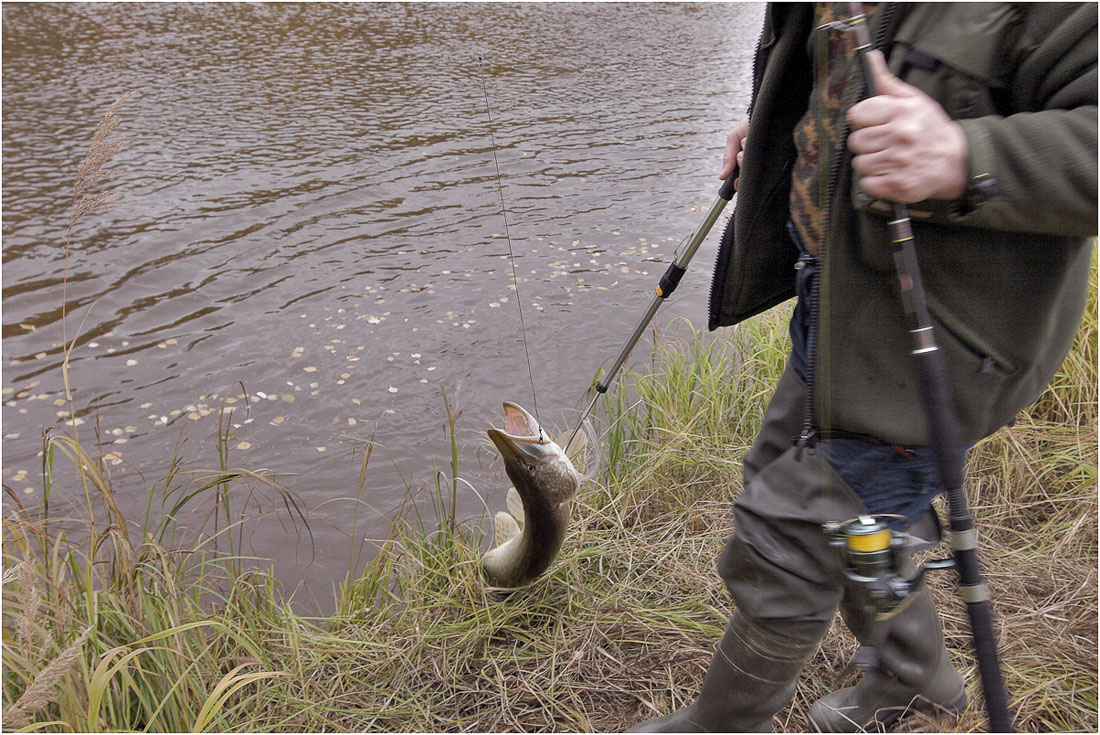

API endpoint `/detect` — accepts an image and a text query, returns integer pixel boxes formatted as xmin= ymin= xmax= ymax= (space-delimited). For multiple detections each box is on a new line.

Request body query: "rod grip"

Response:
xmin=965 ymin=594 xmax=1016 ymax=732
xmin=718 ymin=175 xmax=737 ymax=202
xmin=657 ymin=263 xmax=687 ymax=299
xmin=912 ymin=347 xmax=965 ymax=495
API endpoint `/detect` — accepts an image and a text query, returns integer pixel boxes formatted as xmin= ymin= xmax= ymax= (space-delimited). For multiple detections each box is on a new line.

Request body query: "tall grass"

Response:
xmin=6 ymin=274 xmax=1093 ymax=731
xmin=3 ymin=94 xmax=1095 ymax=731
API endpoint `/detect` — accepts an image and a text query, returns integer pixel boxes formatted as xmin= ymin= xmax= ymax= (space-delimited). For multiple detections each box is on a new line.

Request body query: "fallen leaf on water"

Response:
xmin=281 ymin=394 xmax=295 ymax=403
xmin=388 ymin=386 xmax=398 ymax=393
xmin=237 ymin=442 xmax=252 ymax=450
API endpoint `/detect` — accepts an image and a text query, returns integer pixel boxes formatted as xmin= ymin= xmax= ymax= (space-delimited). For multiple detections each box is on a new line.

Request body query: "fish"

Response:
xmin=481 ymin=401 xmax=582 ymax=588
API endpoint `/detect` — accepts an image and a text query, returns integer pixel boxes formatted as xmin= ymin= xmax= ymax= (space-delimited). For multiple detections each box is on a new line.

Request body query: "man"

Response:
xmin=631 ymin=3 xmax=1096 ymax=732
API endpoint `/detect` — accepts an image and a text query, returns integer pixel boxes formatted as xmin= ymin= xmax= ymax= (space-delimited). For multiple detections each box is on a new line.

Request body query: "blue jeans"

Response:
xmin=785 ymin=222 xmax=954 ymax=531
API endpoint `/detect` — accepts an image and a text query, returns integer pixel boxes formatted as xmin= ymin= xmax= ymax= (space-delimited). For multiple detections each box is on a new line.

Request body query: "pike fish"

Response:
xmin=481 ymin=402 xmax=582 ymax=588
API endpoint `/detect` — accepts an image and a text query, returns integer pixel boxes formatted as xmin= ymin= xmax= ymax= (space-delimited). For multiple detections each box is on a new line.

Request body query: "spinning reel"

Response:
xmin=823 ymin=515 xmax=955 ymax=644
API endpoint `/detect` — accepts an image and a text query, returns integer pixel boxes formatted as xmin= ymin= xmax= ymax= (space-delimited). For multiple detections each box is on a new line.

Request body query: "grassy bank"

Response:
xmin=3 ymin=260 xmax=1096 ymax=731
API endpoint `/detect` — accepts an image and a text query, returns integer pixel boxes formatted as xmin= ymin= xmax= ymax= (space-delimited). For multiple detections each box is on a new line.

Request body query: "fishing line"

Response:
xmin=477 ymin=56 xmax=544 ymax=438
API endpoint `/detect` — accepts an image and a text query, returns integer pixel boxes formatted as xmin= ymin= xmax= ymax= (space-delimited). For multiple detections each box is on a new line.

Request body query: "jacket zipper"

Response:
xmin=796 ymin=2 xmax=897 ymax=454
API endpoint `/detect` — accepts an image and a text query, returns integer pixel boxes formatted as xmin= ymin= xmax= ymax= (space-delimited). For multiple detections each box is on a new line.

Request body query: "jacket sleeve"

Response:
xmin=950 ymin=4 xmax=1098 ymax=237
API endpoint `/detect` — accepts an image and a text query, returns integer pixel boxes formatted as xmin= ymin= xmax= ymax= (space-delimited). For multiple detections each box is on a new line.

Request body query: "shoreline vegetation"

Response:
xmin=4 ymin=284 xmax=1096 ymax=731
xmin=3 ymin=97 xmax=1097 ymax=732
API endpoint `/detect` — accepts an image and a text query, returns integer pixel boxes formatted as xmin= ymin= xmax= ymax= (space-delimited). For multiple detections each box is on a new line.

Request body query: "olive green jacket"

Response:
xmin=709 ymin=2 xmax=1098 ymax=445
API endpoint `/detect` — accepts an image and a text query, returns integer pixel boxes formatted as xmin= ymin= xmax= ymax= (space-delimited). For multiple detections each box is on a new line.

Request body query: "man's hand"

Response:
xmin=847 ymin=51 xmax=969 ymax=203
xmin=720 ymin=116 xmax=751 ymax=190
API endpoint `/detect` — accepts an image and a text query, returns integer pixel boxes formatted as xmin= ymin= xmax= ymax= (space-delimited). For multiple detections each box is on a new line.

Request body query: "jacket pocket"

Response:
xmin=926 ymin=303 xmax=1019 ymax=441
xmin=887 ymin=4 xmax=1020 ymax=119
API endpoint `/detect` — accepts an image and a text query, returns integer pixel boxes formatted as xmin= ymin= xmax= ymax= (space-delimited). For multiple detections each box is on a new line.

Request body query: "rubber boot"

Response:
xmin=631 ymin=362 xmax=867 ymax=733
xmin=629 ymin=609 xmax=817 ymax=733
xmin=809 ymin=582 xmax=966 ymax=732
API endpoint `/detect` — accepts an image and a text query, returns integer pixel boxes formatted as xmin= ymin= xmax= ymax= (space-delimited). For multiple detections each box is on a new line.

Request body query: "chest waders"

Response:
xmin=826 ymin=5 xmax=1015 ymax=732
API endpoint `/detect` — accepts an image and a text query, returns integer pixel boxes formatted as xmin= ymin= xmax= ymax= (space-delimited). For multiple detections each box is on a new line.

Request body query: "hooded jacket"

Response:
xmin=709 ymin=2 xmax=1098 ymax=445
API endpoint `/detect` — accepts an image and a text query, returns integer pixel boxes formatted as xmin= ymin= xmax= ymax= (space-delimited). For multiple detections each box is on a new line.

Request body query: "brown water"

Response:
xmin=2 ymin=1 xmax=763 ymax=600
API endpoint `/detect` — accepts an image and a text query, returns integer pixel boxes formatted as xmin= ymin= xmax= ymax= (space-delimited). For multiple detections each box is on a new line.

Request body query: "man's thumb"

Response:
xmin=866 ymin=50 xmax=911 ymax=97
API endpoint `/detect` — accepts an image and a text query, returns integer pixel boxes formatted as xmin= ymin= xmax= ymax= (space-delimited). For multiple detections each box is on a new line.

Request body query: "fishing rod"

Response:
xmin=844 ymin=4 xmax=1014 ymax=731
xmin=563 ymin=175 xmax=737 ymax=453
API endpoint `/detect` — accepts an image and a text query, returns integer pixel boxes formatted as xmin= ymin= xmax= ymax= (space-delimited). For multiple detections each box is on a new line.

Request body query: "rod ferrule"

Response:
xmin=911 ymin=326 xmax=937 ymax=354
xmin=960 ymin=583 xmax=991 ymax=604
xmin=948 ymin=527 xmax=979 ymax=551
xmin=888 ymin=217 xmax=913 ymax=244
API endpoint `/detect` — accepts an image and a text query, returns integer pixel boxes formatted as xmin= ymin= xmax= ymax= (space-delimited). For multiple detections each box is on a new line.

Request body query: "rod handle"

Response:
xmin=718 ymin=174 xmax=737 ymax=202
xmin=966 ymin=593 xmax=1016 ymax=732
xmin=657 ymin=263 xmax=687 ymax=299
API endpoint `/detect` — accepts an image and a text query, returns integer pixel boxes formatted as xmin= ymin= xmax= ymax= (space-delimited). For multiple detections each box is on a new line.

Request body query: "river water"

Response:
xmin=2 ymin=1 xmax=763 ymax=602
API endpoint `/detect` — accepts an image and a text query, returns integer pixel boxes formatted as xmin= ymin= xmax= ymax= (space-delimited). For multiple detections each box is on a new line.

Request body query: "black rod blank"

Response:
xmin=847 ymin=5 xmax=1013 ymax=730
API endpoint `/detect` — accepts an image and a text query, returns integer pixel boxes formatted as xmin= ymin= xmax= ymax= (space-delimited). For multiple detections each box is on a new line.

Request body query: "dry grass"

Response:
xmin=3 ymin=278 xmax=1094 ymax=732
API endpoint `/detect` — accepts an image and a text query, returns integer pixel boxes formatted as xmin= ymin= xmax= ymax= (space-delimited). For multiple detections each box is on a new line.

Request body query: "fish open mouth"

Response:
xmin=502 ymin=401 xmax=542 ymax=441
xmin=488 ymin=402 xmax=548 ymax=465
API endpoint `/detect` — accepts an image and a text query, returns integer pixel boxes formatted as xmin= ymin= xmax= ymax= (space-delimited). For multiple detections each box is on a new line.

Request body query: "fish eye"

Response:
xmin=526 ymin=464 xmax=536 ymax=473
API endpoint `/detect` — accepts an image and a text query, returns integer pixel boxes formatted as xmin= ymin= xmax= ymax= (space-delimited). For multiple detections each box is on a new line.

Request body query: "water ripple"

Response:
xmin=2 ymin=1 xmax=764 ymax=596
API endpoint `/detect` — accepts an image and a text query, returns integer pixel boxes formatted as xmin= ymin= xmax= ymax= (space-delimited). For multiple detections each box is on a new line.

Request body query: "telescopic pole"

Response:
xmin=846 ymin=4 xmax=1013 ymax=731
xmin=563 ymin=176 xmax=737 ymax=453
